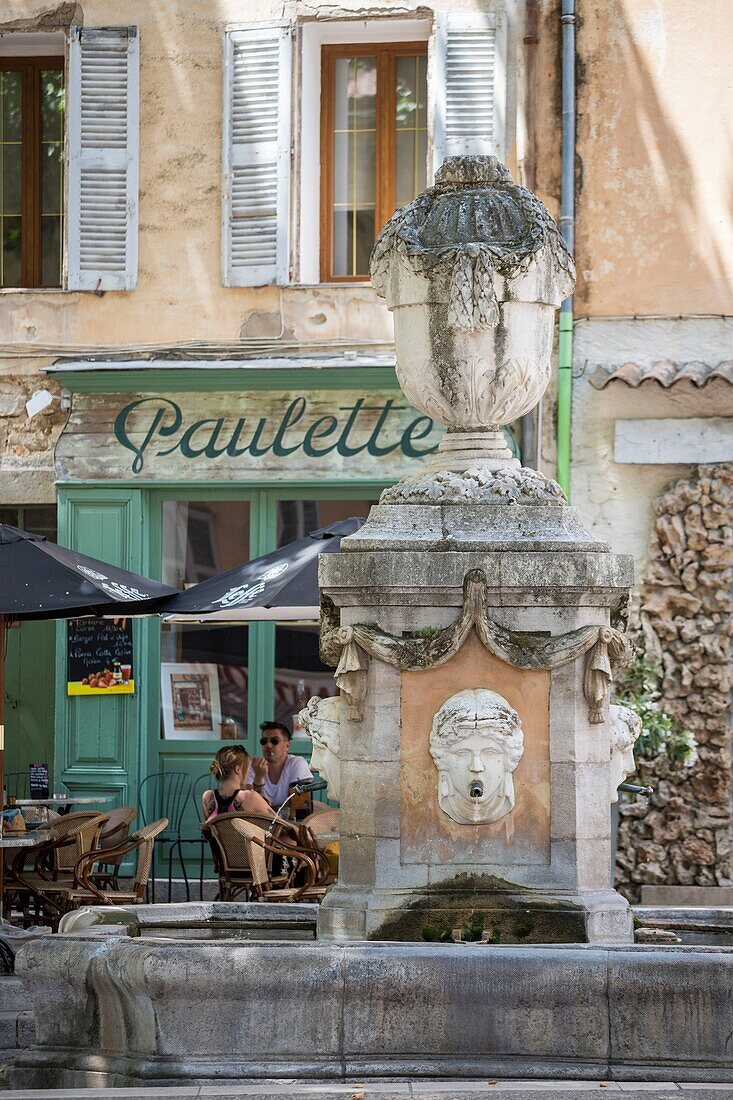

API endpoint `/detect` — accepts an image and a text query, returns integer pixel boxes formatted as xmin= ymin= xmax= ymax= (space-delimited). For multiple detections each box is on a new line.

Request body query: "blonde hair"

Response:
xmin=210 ymin=744 xmax=250 ymax=783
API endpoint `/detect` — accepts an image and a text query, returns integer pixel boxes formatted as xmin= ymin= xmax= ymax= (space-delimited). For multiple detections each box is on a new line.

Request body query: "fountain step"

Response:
xmin=634 ymin=906 xmax=733 ymax=946
xmin=0 ymin=1080 xmax=730 ymax=1098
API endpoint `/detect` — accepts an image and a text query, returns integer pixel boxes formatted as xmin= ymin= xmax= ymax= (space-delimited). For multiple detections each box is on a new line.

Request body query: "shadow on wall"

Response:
xmin=575 ymin=0 xmax=733 ymax=315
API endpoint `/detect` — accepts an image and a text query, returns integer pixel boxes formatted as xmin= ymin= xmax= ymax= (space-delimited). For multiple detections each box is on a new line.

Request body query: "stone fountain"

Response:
xmin=9 ymin=158 xmax=733 ymax=1089
xmin=317 ymin=154 xmax=633 ymax=944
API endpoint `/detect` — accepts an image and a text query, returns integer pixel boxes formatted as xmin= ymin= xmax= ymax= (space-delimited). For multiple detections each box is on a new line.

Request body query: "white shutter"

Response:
xmin=222 ymin=24 xmax=292 ymax=287
xmin=67 ymin=27 xmax=139 ymax=291
xmin=430 ymin=12 xmax=506 ymax=175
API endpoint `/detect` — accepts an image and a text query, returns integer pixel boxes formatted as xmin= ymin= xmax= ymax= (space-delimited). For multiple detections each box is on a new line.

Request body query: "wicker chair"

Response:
xmin=230 ymin=818 xmax=331 ymax=903
xmin=201 ymin=811 xmax=286 ymax=901
xmin=92 ymin=806 xmax=137 ymax=888
xmin=6 ymin=812 xmax=107 ymax=927
xmin=55 ymin=818 xmax=169 ymax=912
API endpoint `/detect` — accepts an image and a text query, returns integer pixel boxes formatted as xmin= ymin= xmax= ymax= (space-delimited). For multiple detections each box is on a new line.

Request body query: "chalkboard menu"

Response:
xmin=67 ymin=618 xmax=135 ymax=695
xmin=29 ymin=763 xmax=50 ymax=799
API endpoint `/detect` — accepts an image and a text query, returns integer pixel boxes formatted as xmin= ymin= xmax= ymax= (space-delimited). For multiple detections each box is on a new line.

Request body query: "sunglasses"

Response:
xmin=260 ymin=736 xmax=281 ymax=746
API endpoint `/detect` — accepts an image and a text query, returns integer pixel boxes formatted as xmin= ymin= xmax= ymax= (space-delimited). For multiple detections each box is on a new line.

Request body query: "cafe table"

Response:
xmin=13 ymin=796 xmax=113 ymax=815
xmin=0 ymin=829 xmax=54 ymax=848
xmin=0 ymin=829 xmax=55 ymax=923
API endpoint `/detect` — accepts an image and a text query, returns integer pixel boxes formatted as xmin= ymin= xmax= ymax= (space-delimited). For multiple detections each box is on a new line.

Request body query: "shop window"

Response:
xmin=320 ymin=43 xmax=427 ymax=281
xmin=161 ymin=501 xmax=251 ymax=742
xmin=0 ymin=59 xmax=64 ymax=288
xmin=273 ymin=497 xmax=376 ymax=736
xmin=0 ymin=504 xmax=57 ymax=541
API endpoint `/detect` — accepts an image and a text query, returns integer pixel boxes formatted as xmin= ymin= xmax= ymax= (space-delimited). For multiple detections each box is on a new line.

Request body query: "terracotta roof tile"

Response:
xmin=589 ymin=359 xmax=733 ymax=389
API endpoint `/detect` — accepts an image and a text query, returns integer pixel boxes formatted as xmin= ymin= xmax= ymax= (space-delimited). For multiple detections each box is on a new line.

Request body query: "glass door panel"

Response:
xmin=272 ymin=496 xmax=377 ymax=744
xmin=160 ymin=500 xmax=251 ymax=743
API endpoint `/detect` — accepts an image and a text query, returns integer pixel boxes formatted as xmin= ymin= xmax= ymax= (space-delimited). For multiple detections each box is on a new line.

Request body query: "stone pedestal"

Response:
xmin=314 ymin=156 xmax=633 ymax=943
xmin=317 ymin=500 xmax=634 ymax=943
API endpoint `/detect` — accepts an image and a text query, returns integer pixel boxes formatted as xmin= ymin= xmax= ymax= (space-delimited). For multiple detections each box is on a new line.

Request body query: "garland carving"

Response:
xmin=320 ymin=569 xmax=631 ymax=724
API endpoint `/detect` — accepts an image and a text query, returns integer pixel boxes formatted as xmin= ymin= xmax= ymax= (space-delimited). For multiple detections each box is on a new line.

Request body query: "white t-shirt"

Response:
xmin=247 ymin=754 xmax=312 ymax=810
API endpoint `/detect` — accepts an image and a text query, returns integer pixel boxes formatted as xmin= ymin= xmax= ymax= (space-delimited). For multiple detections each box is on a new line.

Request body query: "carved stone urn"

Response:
xmin=370 ymin=155 xmax=575 ymax=473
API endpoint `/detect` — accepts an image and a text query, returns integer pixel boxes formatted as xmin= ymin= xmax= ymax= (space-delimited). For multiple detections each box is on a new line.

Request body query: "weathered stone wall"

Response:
xmin=616 ymin=464 xmax=732 ymax=900
xmin=0 ymin=371 xmax=65 ymax=504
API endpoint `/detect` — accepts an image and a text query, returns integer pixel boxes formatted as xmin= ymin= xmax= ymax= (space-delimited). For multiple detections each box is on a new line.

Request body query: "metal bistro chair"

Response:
xmin=189 ymin=773 xmax=214 ymax=901
xmin=138 ymin=772 xmax=193 ymax=902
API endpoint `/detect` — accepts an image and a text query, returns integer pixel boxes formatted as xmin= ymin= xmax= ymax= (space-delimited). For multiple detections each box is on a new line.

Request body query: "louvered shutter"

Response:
xmin=431 ymin=12 xmax=506 ymax=174
xmin=67 ymin=27 xmax=139 ymax=291
xmin=222 ymin=25 xmax=292 ymax=287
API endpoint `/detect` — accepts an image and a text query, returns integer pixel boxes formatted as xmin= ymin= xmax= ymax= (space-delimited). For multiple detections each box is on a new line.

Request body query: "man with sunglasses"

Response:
xmin=247 ymin=721 xmax=313 ymax=815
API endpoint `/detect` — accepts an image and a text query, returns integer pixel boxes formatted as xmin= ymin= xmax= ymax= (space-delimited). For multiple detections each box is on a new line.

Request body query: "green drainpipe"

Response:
xmin=557 ymin=303 xmax=573 ymax=498
xmin=557 ymin=0 xmax=576 ymax=500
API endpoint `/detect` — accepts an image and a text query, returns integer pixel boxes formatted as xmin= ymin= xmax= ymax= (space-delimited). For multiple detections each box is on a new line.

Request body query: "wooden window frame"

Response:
xmin=1 ymin=56 xmax=64 ymax=288
xmin=319 ymin=41 xmax=427 ymax=283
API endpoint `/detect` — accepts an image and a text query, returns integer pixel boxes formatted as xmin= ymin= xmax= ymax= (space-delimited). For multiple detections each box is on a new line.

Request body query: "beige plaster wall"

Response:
xmin=570 ymin=319 xmax=733 ymax=582
xmin=575 ymin=0 xmax=733 ymax=316
xmin=0 ymin=0 xmax=535 ymax=355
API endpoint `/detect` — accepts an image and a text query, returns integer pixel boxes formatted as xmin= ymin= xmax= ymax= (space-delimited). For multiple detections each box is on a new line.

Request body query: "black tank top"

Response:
xmin=213 ymin=788 xmax=245 ymax=815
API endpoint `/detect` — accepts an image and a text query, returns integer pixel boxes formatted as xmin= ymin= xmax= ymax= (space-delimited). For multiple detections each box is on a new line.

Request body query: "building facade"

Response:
xmin=0 ymin=0 xmax=730 ymax=893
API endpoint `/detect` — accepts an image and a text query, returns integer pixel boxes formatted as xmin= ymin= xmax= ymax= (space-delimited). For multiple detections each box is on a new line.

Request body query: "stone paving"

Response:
xmin=1 ymin=1082 xmax=733 ymax=1098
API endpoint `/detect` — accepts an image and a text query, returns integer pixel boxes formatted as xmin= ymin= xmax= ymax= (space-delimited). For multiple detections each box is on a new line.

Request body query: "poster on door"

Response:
xmin=67 ymin=618 xmax=135 ymax=695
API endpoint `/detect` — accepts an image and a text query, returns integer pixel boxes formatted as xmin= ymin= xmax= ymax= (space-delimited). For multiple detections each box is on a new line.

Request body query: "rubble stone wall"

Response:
xmin=616 ymin=464 xmax=733 ymax=900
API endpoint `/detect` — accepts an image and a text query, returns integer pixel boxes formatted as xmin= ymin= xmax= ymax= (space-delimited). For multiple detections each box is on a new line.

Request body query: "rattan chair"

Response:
xmin=56 ymin=818 xmax=169 ymax=912
xmin=230 ymin=818 xmax=330 ymax=902
xmin=201 ymin=811 xmax=282 ymax=901
xmin=7 ymin=812 xmax=107 ymax=927
xmin=92 ymin=806 xmax=137 ymax=888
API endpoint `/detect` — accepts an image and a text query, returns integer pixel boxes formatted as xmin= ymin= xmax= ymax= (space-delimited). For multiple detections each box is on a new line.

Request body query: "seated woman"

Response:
xmin=202 ymin=745 xmax=271 ymax=822
xmin=247 ymin=721 xmax=313 ymax=816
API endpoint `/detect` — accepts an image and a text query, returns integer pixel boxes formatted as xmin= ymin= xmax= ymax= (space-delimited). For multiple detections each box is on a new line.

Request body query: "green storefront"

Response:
xmin=44 ymin=358 xmax=448 ymax=838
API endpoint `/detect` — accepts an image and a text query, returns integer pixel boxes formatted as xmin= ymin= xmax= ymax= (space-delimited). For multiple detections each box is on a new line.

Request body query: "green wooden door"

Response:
xmin=4 ymin=620 xmax=56 ymax=791
xmin=55 ymin=488 xmax=146 ymax=817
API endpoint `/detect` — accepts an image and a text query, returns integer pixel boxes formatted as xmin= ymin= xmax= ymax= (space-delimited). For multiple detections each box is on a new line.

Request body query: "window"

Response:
xmin=0 ymin=505 xmax=57 ymax=541
xmin=0 ymin=59 xmax=64 ymax=288
xmin=320 ymin=43 xmax=427 ymax=281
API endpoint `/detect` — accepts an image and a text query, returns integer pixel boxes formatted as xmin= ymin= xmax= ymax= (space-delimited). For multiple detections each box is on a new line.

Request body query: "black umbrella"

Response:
xmin=0 ymin=525 xmax=178 ymax=911
xmin=0 ymin=524 xmax=176 ymax=621
xmin=162 ymin=517 xmax=363 ymax=622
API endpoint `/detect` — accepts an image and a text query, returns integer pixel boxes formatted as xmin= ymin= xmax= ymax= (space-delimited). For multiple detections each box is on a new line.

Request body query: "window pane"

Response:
xmin=40 ymin=70 xmax=64 ymax=288
xmin=1 ymin=71 xmax=22 ymax=141
xmin=21 ymin=506 xmax=57 ymax=541
xmin=161 ymin=623 xmax=249 ymax=742
xmin=0 ymin=507 xmax=20 ymax=527
xmin=161 ymin=499 xmax=251 ymax=742
xmin=40 ymin=69 xmax=64 ymax=141
xmin=3 ymin=141 xmax=22 ymax=214
xmin=333 ymin=208 xmax=375 ymax=279
xmin=276 ymin=498 xmax=376 ymax=548
xmin=41 ymin=141 xmax=62 ymax=213
xmin=1 ymin=71 xmax=23 ymax=288
xmin=162 ymin=500 xmax=251 ymax=588
xmin=331 ymin=56 xmax=377 ymax=278
xmin=274 ymin=500 xmax=377 ymax=748
xmin=2 ymin=216 xmax=21 ymax=287
xmin=394 ymin=54 xmax=427 ymax=210
xmin=274 ymin=624 xmax=336 ymax=737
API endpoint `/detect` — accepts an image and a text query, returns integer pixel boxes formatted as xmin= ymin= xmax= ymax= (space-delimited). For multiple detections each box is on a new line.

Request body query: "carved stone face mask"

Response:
xmin=429 ymin=689 xmax=524 ymax=825
xmin=299 ymin=696 xmax=341 ymax=802
xmin=609 ymin=704 xmax=641 ymax=804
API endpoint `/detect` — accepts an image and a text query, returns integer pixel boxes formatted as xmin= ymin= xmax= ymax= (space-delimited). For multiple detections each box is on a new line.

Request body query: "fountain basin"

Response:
xmin=10 ymin=914 xmax=733 ymax=1089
